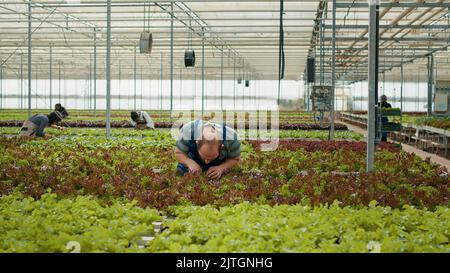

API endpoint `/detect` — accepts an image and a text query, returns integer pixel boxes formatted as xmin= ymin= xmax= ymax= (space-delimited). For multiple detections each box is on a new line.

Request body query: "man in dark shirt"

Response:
xmin=379 ymin=95 xmax=392 ymax=108
xmin=175 ymin=120 xmax=241 ymax=180
xmin=19 ymin=112 xmax=62 ymax=137
xmin=378 ymin=95 xmax=392 ymax=142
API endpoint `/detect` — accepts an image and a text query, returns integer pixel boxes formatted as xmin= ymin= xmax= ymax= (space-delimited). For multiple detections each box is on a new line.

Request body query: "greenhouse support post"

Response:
xmin=170 ymin=2 xmax=174 ymax=119
xmin=58 ymin=62 xmax=61 ymax=103
xmin=49 ymin=45 xmax=52 ymax=111
xmin=20 ymin=54 xmax=23 ymax=109
xmin=28 ymin=1 xmax=32 ymax=118
xmin=94 ymin=28 xmax=97 ymax=117
xmin=0 ymin=65 xmax=2 ymax=110
xmin=367 ymin=0 xmax=379 ymax=172
xmin=201 ymin=27 xmax=205 ymax=118
xmin=330 ymin=0 xmax=336 ymax=140
xmin=221 ymin=45 xmax=224 ymax=110
xmin=233 ymin=55 xmax=236 ymax=110
xmin=134 ymin=45 xmax=137 ymax=110
xmin=106 ymin=0 xmax=111 ymax=137
xmin=427 ymin=54 xmax=433 ymax=115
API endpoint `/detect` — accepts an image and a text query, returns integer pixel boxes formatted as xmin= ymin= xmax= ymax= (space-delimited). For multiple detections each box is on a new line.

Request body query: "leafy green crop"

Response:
xmin=147 ymin=202 xmax=450 ymax=253
xmin=0 ymin=192 xmax=161 ymax=253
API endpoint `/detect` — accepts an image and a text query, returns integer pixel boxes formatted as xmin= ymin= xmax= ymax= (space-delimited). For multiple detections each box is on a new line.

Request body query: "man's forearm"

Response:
xmin=175 ymin=151 xmax=196 ymax=166
xmin=219 ymin=157 xmax=240 ymax=172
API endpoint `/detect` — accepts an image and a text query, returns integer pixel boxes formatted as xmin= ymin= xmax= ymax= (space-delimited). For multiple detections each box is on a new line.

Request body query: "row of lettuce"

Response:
xmin=0 ymin=130 xmax=448 ymax=252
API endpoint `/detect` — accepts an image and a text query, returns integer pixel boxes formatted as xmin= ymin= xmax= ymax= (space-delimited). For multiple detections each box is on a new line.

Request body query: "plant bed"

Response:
xmin=0 ymin=120 xmax=348 ymax=131
xmin=0 ymin=136 xmax=448 ymax=210
xmin=145 ymin=203 xmax=450 ymax=253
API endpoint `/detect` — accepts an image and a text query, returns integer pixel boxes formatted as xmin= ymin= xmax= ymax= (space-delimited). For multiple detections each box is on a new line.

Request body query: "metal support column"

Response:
xmin=160 ymin=52 xmax=163 ymax=113
xmin=118 ymin=62 xmax=121 ymax=110
xmin=330 ymin=0 xmax=336 ymax=140
xmin=106 ymin=0 xmax=112 ymax=137
xmin=233 ymin=55 xmax=236 ymax=110
xmin=58 ymin=62 xmax=61 ymax=103
xmin=221 ymin=45 xmax=224 ymax=110
xmin=27 ymin=1 xmax=32 ymax=117
xmin=170 ymin=2 xmax=174 ymax=118
xmin=0 ymin=66 xmax=2 ymax=110
xmin=49 ymin=45 xmax=52 ymax=111
xmin=94 ymin=28 xmax=97 ymax=117
xmin=89 ymin=54 xmax=92 ymax=110
xmin=179 ymin=68 xmax=182 ymax=109
xmin=400 ymin=63 xmax=404 ymax=112
xmin=35 ymin=64 xmax=38 ymax=109
xmin=367 ymin=0 xmax=379 ymax=172
xmin=427 ymin=54 xmax=433 ymax=115
xmin=134 ymin=45 xmax=137 ymax=110
xmin=201 ymin=27 xmax=205 ymax=117
xmin=20 ymin=54 xmax=23 ymax=109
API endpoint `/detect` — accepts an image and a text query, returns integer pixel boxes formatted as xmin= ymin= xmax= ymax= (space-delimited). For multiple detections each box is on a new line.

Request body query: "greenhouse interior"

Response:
xmin=0 ymin=0 xmax=449 ymax=256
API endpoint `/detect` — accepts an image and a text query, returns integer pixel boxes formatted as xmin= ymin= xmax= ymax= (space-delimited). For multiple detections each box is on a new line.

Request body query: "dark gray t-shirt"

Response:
xmin=176 ymin=120 xmax=241 ymax=160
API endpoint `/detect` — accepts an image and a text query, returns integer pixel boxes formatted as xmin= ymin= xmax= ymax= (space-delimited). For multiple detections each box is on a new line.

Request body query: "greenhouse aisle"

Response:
xmin=340 ymin=120 xmax=450 ymax=171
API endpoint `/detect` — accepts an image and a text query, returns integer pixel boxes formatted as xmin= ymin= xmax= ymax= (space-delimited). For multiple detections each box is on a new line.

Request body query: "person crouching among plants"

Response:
xmin=175 ymin=120 xmax=241 ymax=180
xmin=19 ymin=111 xmax=64 ymax=138
xmin=130 ymin=110 xmax=155 ymax=130
xmin=55 ymin=103 xmax=69 ymax=119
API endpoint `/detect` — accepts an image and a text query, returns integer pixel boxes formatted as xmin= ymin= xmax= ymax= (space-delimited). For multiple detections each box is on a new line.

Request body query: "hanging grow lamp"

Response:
xmin=185 ymin=50 xmax=195 ymax=67
xmin=139 ymin=31 xmax=153 ymax=54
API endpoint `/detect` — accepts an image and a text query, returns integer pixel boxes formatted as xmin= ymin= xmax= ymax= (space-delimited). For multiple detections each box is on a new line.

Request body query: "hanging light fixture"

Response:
xmin=140 ymin=1 xmax=153 ymax=54
xmin=185 ymin=19 xmax=195 ymax=67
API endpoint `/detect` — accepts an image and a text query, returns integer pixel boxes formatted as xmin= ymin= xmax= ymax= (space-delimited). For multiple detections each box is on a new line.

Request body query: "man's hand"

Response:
xmin=186 ymin=160 xmax=201 ymax=175
xmin=44 ymin=134 xmax=53 ymax=139
xmin=207 ymin=165 xmax=227 ymax=180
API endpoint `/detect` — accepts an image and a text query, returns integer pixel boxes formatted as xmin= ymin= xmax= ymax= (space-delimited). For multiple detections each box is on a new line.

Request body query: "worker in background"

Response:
xmin=55 ymin=103 xmax=69 ymax=119
xmin=379 ymin=94 xmax=392 ymax=108
xmin=175 ymin=120 xmax=241 ymax=180
xmin=130 ymin=110 xmax=155 ymax=129
xmin=378 ymin=94 xmax=392 ymax=142
xmin=19 ymin=112 xmax=64 ymax=138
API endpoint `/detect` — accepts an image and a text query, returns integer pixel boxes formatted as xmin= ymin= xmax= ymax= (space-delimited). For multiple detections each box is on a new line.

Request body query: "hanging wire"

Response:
xmin=143 ymin=1 xmax=147 ymax=31
xmin=147 ymin=1 xmax=151 ymax=32
xmin=188 ymin=19 xmax=192 ymax=50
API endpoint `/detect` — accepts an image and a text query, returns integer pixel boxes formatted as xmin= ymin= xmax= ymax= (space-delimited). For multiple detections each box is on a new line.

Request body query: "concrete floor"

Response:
xmin=339 ymin=120 xmax=450 ymax=171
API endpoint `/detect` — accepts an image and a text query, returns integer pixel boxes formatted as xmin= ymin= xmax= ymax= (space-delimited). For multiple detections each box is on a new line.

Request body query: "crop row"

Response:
xmin=2 ymin=193 xmax=448 ymax=252
xmin=0 ymin=120 xmax=348 ymax=130
xmin=0 ymin=136 xmax=448 ymax=210
xmin=149 ymin=203 xmax=450 ymax=253
xmin=0 ymin=192 xmax=161 ymax=253
xmin=0 ymin=127 xmax=363 ymax=140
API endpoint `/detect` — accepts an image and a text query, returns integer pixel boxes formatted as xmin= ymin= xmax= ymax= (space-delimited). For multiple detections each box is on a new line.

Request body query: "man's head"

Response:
xmin=380 ymin=95 xmax=387 ymax=103
xmin=130 ymin=111 xmax=139 ymax=122
xmin=55 ymin=103 xmax=62 ymax=111
xmin=197 ymin=125 xmax=221 ymax=164
xmin=48 ymin=111 xmax=62 ymax=125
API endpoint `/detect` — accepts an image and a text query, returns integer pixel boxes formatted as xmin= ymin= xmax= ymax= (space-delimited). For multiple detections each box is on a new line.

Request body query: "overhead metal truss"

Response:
xmin=0 ymin=0 xmax=448 ymax=83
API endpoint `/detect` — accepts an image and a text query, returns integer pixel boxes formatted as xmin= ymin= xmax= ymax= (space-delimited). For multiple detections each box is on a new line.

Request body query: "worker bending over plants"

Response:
xmin=130 ymin=110 xmax=155 ymax=129
xmin=55 ymin=103 xmax=69 ymax=119
xmin=175 ymin=120 xmax=241 ymax=180
xmin=19 ymin=111 xmax=64 ymax=138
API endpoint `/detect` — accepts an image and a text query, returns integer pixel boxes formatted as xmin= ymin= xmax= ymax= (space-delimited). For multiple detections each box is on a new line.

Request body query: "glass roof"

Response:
xmin=0 ymin=0 xmax=449 ymax=83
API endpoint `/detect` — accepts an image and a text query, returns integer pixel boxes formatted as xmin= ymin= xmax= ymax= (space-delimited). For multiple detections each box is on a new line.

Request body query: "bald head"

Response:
xmin=197 ymin=125 xmax=221 ymax=164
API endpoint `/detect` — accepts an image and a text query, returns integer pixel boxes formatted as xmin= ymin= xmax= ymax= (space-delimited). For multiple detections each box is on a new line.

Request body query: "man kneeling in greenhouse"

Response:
xmin=175 ymin=120 xmax=241 ymax=180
